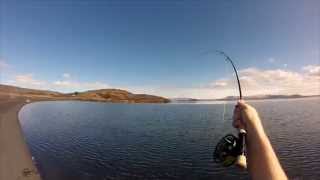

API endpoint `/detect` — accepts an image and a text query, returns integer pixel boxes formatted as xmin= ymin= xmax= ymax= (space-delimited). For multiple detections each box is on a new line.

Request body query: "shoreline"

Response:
xmin=0 ymin=94 xmax=168 ymax=180
xmin=0 ymin=98 xmax=41 ymax=180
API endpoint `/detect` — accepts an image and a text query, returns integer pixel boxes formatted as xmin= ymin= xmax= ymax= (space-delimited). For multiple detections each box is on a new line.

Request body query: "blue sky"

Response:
xmin=1 ymin=0 xmax=319 ymax=98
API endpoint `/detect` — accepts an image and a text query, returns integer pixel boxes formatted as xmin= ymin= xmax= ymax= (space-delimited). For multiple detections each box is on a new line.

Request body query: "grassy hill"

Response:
xmin=0 ymin=84 xmax=170 ymax=103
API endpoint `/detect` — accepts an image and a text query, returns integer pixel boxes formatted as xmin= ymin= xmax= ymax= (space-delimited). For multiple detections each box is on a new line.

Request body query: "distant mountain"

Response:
xmin=0 ymin=84 xmax=170 ymax=103
xmin=171 ymin=94 xmax=319 ymax=102
xmin=170 ymin=98 xmax=198 ymax=102
xmin=217 ymin=94 xmax=318 ymax=101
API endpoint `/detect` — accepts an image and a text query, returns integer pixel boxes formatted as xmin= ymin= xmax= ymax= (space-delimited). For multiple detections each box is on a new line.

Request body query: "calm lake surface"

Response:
xmin=19 ymin=98 xmax=320 ymax=180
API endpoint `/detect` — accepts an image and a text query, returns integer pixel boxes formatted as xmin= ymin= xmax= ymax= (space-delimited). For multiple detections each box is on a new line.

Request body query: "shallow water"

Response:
xmin=19 ymin=98 xmax=320 ymax=180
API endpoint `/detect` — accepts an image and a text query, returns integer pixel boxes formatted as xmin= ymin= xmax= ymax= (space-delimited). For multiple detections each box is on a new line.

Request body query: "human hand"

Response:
xmin=233 ymin=100 xmax=261 ymax=130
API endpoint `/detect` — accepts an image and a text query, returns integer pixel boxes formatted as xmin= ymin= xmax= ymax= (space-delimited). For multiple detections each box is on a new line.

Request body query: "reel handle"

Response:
xmin=238 ymin=129 xmax=246 ymax=155
xmin=236 ymin=129 xmax=247 ymax=169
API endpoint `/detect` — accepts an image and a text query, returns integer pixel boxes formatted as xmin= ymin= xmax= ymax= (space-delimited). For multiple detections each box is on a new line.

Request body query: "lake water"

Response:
xmin=19 ymin=98 xmax=320 ymax=180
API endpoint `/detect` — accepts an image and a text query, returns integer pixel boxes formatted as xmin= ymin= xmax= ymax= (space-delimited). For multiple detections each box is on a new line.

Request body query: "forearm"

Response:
xmin=246 ymin=119 xmax=287 ymax=180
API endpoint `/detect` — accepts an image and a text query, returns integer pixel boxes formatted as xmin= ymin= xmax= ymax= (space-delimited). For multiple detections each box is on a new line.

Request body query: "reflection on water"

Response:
xmin=19 ymin=98 xmax=320 ymax=180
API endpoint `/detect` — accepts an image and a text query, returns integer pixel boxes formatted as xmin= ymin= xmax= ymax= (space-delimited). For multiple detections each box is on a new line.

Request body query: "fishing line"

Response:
xmin=221 ymin=60 xmax=229 ymax=123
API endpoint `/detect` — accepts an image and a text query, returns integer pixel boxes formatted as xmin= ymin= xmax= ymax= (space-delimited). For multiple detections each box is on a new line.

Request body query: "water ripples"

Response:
xmin=19 ymin=98 xmax=320 ymax=180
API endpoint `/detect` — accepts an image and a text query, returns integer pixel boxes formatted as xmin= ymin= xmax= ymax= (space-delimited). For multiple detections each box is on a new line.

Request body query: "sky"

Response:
xmin=0 ymin=0 xmax=319 ymax=98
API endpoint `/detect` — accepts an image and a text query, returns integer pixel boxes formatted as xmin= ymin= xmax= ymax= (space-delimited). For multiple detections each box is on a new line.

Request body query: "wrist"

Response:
xmin=245 ymin=117 xmax=265 ymax=139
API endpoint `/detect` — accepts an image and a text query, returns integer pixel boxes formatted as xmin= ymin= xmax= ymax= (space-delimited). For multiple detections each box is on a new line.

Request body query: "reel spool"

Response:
xmin=213 ymin=131 xmax=246 ymax=167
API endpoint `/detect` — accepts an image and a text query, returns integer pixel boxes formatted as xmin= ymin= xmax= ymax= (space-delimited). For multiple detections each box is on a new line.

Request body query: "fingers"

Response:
xmin=233 ymin=100 xmax=252 ymax=130
xmin=237 ymin=100 xmax=249 ymax=110
xmin=236 ymin=100 xmax=261 ymax=128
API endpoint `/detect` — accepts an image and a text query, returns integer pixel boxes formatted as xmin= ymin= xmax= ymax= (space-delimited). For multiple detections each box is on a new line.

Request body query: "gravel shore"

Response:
xmin=0 ymin=96 xmax=41 ymax=180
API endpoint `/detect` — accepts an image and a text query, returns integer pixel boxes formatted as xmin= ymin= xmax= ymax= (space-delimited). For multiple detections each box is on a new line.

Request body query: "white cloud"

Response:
xmin=303 ymin=65 xmax=320 ymax=76
xmin=62 ymin=73 xmax=71 ymax=78
xmin=52 ymin=80 xmax=109 ymax=92
xmin=5 ymin=74 xmax=48 ymax=90
xmin=207 ymin=65 xmax=320 ymax=97
xmin=212 ymin=80 xmax=228 ymax=88
xmin=4 ymin=74 xmax=109 ymax=92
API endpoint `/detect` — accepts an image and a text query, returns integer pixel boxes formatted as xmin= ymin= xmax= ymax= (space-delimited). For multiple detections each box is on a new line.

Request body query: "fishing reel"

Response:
xmin=213 ymin=129 xmax=246 ymax=167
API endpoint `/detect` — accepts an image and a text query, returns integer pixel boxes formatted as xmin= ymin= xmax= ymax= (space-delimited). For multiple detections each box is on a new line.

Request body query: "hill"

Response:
xmin=0 ymin=84 xmax=170 ymax=103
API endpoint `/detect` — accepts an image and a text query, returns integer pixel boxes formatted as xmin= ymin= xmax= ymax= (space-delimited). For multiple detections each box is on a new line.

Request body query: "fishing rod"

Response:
xmin=215 ymin=51 xmax=242 ymax=99
xmin=213 ymin=51 xmax=247 ymax=168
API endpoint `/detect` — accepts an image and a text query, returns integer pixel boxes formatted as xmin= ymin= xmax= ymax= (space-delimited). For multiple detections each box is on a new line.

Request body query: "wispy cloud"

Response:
xmin=52 ymin=80 xmax=109 ymax=92
xmin=303 ymin=65 xmax=320 ymax=76
xmin=207 ymin=65 xmax=320 ymax=97
xmin=4 ymin=74 xmax=109 ymax=92
xmin=4 ymin=74 xmax=48 ymax=90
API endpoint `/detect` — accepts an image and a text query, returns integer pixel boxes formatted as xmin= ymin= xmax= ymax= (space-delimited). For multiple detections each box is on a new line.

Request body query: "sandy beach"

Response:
xmin=0 ymin=96 xmax=41 ymax=180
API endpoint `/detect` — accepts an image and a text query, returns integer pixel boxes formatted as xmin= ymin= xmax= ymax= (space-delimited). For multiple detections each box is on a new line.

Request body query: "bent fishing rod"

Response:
xmin=213 ymin=51 xmax=247 ymax=168
xmin=215 ymin=51 xmax=242 ymax=99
